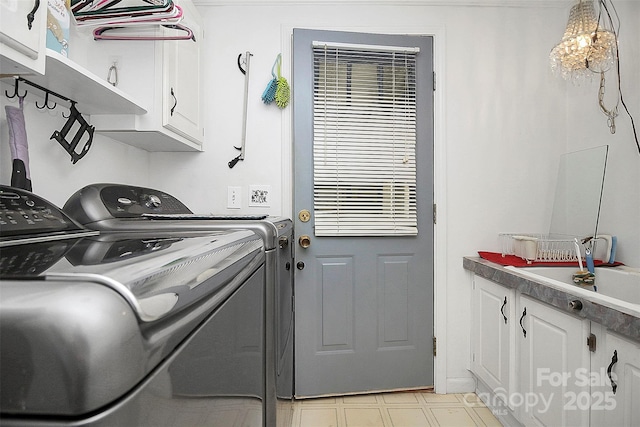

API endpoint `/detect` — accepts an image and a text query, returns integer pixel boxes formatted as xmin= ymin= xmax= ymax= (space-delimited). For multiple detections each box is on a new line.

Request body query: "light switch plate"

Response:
xmin=227 ymin=186 xmax=241 ymax=209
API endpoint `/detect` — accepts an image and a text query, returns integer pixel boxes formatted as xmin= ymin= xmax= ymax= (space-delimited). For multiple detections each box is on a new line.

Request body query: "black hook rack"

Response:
xmin=4 ymin=76 xmax=74 ymax=109
xmin=3 ymin=76 xmax=94 ymax=164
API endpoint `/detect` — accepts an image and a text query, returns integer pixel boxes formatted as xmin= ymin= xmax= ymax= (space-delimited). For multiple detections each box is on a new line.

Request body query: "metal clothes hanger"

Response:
xmin=93 ymin=23 xmax=194 ymax=41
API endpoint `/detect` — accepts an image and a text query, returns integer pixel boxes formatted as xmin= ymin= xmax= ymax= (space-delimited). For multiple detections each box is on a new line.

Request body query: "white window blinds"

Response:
xmin=312 ymin=41 xmax=419 ymax=236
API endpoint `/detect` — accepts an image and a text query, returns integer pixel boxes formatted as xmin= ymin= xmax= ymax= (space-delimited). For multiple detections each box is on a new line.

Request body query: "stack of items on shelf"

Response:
xmin=71 ymin=0 xmax=195 ymax=41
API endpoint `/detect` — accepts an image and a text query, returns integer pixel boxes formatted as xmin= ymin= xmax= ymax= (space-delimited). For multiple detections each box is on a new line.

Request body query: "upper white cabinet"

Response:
xmin=0 ymin=0 xmax=46 ymax=74
xmin=88 ymin=0 xmax=204 ymax=152
xmin=162 ymin=11 xmax=202 ymax=145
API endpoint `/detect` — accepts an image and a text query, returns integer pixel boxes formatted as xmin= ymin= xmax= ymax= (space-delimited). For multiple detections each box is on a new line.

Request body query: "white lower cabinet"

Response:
xmin=590 ymin=327 xmax=640 ymax=427
xmin=517 ymin=295 xmax=590 ymax=427
xmin=471 ymin=276 xmax=515 ymax=410
xmin=470 ymin=274 xmax=640 ymax=427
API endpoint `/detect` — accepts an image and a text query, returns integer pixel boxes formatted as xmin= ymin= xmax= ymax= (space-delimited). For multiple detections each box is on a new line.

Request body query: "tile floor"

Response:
xmin=290 ymin=391 xmax=503 ymax=427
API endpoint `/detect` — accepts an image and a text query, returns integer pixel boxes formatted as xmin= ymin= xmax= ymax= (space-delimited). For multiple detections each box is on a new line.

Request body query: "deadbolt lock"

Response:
xmin=299 ymin=235 xmax=311 ymax=248
xmin=298 ymin=209 xmax=311 ymax=222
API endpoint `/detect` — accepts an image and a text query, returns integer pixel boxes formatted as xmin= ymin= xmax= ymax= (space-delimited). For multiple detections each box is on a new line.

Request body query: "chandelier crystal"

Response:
xmin=549 ymin=0 xmax=617 ymax=82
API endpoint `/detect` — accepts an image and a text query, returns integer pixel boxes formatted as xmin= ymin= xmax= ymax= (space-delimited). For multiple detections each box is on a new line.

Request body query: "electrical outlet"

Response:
xmin=227 ymin=186 xmax=241 ymax=209
xmin=249 ymin=185 xmax=271 ymax=207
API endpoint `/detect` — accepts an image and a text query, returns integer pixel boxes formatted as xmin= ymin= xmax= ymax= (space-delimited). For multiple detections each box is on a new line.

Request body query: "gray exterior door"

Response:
xmin=292 ymin=29 xmax=435 ymax=397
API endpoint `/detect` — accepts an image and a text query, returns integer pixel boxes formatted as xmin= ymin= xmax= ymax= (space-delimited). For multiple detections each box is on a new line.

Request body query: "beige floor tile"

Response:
xmin=298 ymin=408 xmax=341 ymax=427
xmin=344 ymin=408 xmax=385 ymax=427
xmin=386 ymin=408 xmax=432 ymax=426
xmin=458 ymin=393 xmax=484 ymax=406
xmin=291 ymin=392 xmax=502 ymax=427
xmin=473 ymin=407 xmax=503 ymax=427
xmin=342 ymin=394 xmax=380 ymax=404
xmin=380 ymin=392 xmax=420 ymax=404
xmin=420 ymin=393 xmax=462 ymax=404
xmin=428 ymin=407 xmax=478 ymax=426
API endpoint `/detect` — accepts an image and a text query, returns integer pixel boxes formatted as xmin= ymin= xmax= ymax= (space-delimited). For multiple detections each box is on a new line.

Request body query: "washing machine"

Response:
xmin=63 ymin=183 xmax=294 ymax=427
xmin=0 ymin=185 xmax=266 ymax=426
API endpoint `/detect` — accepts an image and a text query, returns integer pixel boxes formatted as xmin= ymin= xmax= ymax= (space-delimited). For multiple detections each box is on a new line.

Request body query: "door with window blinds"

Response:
xmin=312 ymin=41 xmax=419 ymax=237
xmin=293 ymin=29 xmax=434 ymax=397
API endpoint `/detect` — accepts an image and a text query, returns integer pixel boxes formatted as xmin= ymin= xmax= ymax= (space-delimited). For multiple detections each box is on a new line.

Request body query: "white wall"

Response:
xmin=1 ymin=0 xmax=638 ymax=395
xmin=0 ymin=90 xmax=150 ymax=207
xmin=564 ymin=0 xmax=640 ymax=264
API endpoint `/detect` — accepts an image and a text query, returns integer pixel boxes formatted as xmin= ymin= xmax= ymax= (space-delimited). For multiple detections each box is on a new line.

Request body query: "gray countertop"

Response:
xmin=463 ymin=256 xmax=640 ymax=342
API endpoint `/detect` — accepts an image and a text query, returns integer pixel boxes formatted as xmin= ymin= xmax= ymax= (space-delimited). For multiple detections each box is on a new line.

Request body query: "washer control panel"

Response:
xmin=99 ymin=185 xmax=192 ymax=218
xmin=0 ymin=186 xmax=83 ymax=237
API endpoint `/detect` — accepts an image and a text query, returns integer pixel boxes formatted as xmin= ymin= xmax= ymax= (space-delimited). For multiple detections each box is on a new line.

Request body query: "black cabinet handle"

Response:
xmin=27 ymin=0 xmax=40 ymax=30
xmin=170 ymin=88 xmax=177 ymax=116
xmin=501 ymin=296 xmax=508 ymax=324
xmin=607 ymin=349 xmax=618 ymax=394
xmin=519 ymin=307 xmax=527 ymax=338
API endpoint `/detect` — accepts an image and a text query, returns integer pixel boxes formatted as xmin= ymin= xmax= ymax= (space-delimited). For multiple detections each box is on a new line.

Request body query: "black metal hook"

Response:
xmin=237 ymin=53 xmax=246 ymax=75
xmin=35 ymin=92 xmax=56 ymax=110
xmin=228 ymin=153 xmax=242 ymax=168
xmin=237 ymin=52 xmax=253 ymax=75
xmin=61 ymin=103 xmax=73 ymax=119
xmin=5 ymin=78 xmax=27 ymax=99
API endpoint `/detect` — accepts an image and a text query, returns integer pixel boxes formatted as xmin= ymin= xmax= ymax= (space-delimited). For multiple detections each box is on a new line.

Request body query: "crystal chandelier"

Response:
xmin=549 ymin=0 xmax=617 ymax=82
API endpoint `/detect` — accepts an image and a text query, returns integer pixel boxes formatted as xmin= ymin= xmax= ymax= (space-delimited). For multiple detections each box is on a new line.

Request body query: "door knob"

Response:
xmin=297 ymin=261 xmax=305 ymax=270
xmin=299 ymin=235 xmax=311 ymax=248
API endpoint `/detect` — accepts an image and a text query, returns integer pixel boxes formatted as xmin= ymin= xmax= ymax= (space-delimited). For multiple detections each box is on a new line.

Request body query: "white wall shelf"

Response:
xmin=6 ymin=49 xmax=147 ymax=116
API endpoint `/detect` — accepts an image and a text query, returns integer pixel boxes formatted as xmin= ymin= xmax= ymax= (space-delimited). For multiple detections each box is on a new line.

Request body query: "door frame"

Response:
xmin=280 ymin=23 xmax=452 ymax=394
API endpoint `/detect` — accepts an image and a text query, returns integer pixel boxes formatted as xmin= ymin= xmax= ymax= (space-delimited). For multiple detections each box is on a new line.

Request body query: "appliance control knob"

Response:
xmin=569 ymin=300 xmax=583 ymax=311
xmin=143 ymin=194 xmax=162 ymax=209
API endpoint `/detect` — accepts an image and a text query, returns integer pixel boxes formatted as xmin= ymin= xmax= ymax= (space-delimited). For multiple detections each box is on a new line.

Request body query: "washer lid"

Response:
xmin=1 ymin=229 xmax=263 ymax=322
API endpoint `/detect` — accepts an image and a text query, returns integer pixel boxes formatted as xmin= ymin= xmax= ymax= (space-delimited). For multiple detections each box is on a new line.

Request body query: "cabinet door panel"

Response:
xmin=472 ymin=276 xmax=513 ymax=407
xmin=518 ymin=295 xmax=590 ymax=427
xmin=0 ymin=0 xmax=45 ymax=74
xmin=594 ymin=332 xmax=640 ymax=426
xmin=163 ymin=10 xmax=202 ymax=144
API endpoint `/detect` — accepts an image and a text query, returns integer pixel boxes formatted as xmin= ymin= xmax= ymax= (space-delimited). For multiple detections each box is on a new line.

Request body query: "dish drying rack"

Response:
xmin=500 ymin=233 xmax=580 ymax=264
